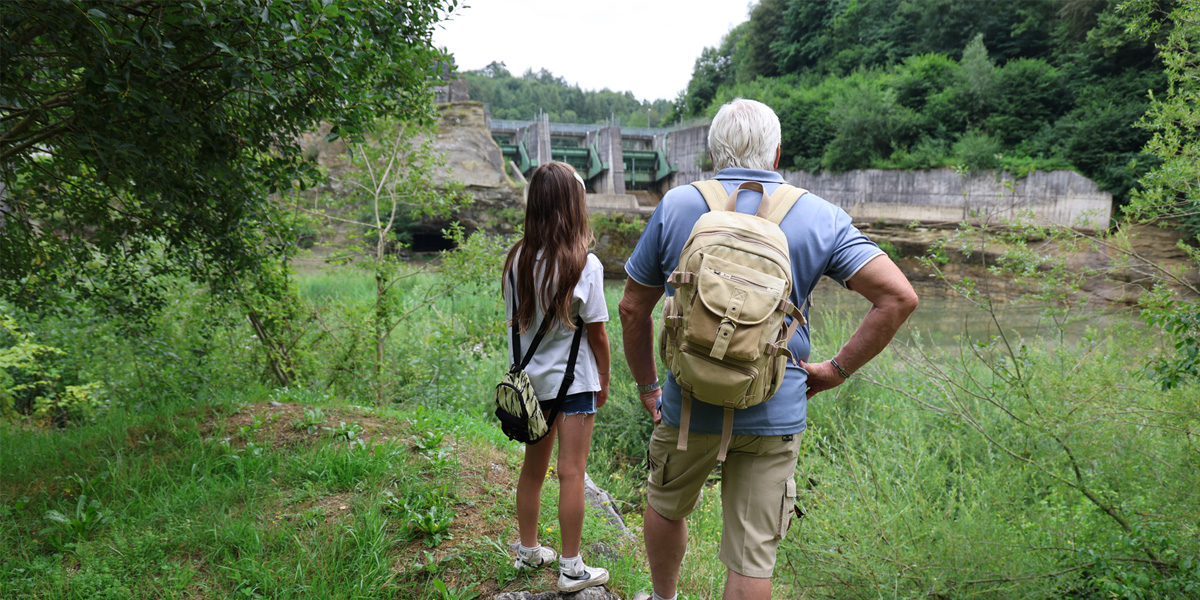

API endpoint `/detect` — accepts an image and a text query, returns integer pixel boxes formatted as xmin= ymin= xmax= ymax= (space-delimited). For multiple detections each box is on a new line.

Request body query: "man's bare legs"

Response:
xmin=643 ymin=504 xmax=688 ymax=598
xmin=725 ymin=570 xmax=772 ymax=599
xmin=645 ymin=505 xmax=774 ymax=600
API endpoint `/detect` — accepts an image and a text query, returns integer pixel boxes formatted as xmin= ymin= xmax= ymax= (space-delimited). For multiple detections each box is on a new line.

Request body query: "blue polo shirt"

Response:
xmin=624 ymin=168 xmax=883 ymax=435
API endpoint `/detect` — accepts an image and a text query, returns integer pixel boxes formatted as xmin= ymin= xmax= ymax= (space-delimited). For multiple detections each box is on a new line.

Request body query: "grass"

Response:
xmin=3 ymin=264 xmax=1199 ymax=599
xmin=0 ymin=392 xmax=640 ymax=599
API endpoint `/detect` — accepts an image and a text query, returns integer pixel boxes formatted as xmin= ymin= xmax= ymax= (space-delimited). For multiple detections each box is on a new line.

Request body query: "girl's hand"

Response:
xmin=597 ymin=372 xmax=609 ymax=408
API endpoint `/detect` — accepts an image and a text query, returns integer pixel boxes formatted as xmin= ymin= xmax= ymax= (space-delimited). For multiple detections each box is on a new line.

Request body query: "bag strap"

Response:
xmin=537 ymin=316 xmax=585 ymax=431
xmin=690 ymin=179 xmax=808 ymax=223
xmin=508 ymin=269 xmax=552 ymax=369
xmin=765 ymin=183 xmax=807 ymax=224
xmin=691 ymin=180 xmax=728 ymax=213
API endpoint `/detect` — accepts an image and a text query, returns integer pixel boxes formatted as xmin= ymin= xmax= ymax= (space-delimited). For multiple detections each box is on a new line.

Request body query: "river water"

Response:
xmin=604 ymin=276 xmax=1136 ymax=351
xmin=807 ymin=278 xmax=1136 ymax=348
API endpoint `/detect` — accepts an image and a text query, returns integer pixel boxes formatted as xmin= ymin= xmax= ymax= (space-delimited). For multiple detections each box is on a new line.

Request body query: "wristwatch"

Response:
xmin=636 ymin=380 xmax=661 ymax=393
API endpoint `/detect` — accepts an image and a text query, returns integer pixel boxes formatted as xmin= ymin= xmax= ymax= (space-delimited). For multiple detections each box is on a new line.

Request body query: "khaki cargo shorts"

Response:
xmin=645 ymin=423 xmax=802 ymax=578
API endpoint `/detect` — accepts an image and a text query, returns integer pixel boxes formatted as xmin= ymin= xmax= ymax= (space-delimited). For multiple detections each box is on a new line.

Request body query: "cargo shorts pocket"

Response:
xmin=647 ymin=447 xmax=669 ymax=487
xmin=776 ymin=477 xmax=798 ymax=539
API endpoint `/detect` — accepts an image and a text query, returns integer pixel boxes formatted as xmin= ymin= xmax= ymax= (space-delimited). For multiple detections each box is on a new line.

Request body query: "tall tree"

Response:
xmin=1122 ymin=0 xmax=1200 ymax=388
xmin=0 ymin=0 xmax=456 ymax=307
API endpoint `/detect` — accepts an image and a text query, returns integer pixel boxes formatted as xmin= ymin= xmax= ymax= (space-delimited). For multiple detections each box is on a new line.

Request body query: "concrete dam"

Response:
xmin=484 ymin=109 xmax=1112 ymax=231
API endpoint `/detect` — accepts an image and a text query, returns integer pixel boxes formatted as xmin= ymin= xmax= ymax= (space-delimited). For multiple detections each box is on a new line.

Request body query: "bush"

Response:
xmin=987 ymin=58 xmax=1068 ymax=147
xmin=821 ymin=77 xmax=919 ymax=171
xmin=951 ymin=129 xmax=1002 ymax=171
xmin=0 ymin=312 xmax=107 ymax=425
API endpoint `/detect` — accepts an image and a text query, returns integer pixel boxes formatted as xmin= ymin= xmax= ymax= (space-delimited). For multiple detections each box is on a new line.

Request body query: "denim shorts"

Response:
xmin=539 ymin=391 xmax=596 ymax=416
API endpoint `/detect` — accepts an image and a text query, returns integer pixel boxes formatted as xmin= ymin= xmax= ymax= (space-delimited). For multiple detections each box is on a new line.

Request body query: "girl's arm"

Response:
xmin=585 ymin=321 xmax=610 ymax=408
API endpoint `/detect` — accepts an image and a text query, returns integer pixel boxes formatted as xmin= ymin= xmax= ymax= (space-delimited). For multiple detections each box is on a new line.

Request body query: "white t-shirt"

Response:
xmin=504 ymin=252 xmax=609 ymax=400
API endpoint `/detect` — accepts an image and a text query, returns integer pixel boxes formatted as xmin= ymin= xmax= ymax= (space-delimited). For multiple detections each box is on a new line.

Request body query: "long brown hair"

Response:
xmin=502 ymin=161 xmax=593 ymax=333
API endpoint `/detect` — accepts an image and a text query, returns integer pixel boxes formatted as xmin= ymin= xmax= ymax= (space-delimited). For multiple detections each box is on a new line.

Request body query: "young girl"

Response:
xmin=502 ymin=161 xmax=610 ymax=592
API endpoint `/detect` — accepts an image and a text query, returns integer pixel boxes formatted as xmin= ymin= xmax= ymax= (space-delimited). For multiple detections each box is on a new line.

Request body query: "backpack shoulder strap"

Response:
xmin=508 ymin=268 xmax=551 ymax=369
xmin=764 ymin=183 xmax=808 ymax=225
xmin=690 ymin=180 xmax=728 ymax=213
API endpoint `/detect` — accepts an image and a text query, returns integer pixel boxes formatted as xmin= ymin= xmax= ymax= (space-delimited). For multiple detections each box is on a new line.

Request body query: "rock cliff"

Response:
xmin=428 ymin=102 xmax=524 ymax=235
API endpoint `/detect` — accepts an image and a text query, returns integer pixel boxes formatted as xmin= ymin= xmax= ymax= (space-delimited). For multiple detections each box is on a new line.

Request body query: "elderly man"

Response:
xmin=620 ymin=98 xmax=918 ymax=600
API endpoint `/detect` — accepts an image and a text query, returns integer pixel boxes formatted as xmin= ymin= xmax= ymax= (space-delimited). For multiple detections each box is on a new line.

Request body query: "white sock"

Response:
xmin=558 ymin=554 xmax=581 ymax=574
xmin=653 ymin=593 xmax=676 ymax=600
xmin=518 ymin=543 xmax=539 ymax=557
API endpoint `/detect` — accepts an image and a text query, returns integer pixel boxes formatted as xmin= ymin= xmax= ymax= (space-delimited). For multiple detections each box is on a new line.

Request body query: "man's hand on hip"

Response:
xmin=799 ymin=359 xmax=845 ymax=399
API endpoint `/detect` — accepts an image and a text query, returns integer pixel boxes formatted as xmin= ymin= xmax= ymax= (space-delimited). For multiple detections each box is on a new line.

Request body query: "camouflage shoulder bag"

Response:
xmin=495 ymin=269 xmax=583 ymax=444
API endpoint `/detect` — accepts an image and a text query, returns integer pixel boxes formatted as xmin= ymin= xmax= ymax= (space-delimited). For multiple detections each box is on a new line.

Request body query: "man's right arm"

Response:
xmin=802 ymin=254 xmax=918 ymax=398
xmin=619 ymin=278 xmax=665 ymax=423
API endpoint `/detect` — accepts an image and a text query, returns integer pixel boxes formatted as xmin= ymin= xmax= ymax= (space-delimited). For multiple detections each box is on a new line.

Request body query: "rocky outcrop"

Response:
xmin=429 ymin=102 xmax=524 ymax=234
xmin=296 ymin=103 xmax=524 ymax=245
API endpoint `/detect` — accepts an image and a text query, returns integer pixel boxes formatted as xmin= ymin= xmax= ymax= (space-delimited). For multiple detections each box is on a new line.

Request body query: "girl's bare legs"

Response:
xmin=517 ymin=423 xmax=557 ymax=548
xmin=554 ymin=412 xmax=596 ymax=558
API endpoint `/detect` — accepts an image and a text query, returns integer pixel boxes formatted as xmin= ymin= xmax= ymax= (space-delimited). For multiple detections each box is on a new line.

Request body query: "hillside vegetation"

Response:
xmin=468 ymin=0 xmax=1165 ymax=205
xmin=678 ymin=0 xmax=1169 ymax=203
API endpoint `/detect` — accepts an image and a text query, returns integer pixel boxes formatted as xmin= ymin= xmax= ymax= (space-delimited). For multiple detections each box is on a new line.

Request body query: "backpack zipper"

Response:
xmin=707 ymin=268 xmax=782 ymax=295
xmin=691 ymin=231 xmax=789 ymax=264
xmin=680 ymin=343 xmax=758 ymax=378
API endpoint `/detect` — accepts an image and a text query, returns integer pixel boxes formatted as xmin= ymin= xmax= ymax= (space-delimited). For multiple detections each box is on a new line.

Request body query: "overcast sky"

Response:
xmin=431 ymin=0 xmax=752 ymax=103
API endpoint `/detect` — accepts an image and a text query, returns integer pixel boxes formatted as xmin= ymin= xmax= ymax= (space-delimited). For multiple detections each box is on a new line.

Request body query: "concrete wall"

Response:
xmin=660 ymin=125 xmax=709 ymax=190
xmin=685 ymin=168 xmax=1112 ymax=230
xmin=785 ymin=169 xmax=1113 ymax=230
xmin=587 ymin=193 xmax=641 ymax=213
xmin=645 ymin=121 xmax=1110 ymax=230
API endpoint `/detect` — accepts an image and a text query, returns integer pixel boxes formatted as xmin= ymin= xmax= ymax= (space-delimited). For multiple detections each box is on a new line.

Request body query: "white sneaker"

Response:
xmin=513 ymin=544 xmax=557 ymax=570
xmin=558 ymin=561 xmax=609 ymax=593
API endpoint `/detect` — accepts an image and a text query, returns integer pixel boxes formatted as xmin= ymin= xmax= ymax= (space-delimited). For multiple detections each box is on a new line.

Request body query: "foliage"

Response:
xmin=1120 ymin=0 xmax=1200 ymax=391
xmin=951 ymin=129 xmax=1003 ymax=171
xmin=821 ymin=77 xmax=918 ymax=171
xmin=294 ymin=407 xmax=327 ymax=434
xmin=1 ymin=251 xmax=1197 ymax=599
xmin=0 ymin=0 xmax=457 ymax=310
xmin=40 ymin=495 xmax=113 ymax=552
xmin=286 ymin=118 xmax=472 ymax=402
xmin=0 ymin=311 xmax=105 ymax=424
xmin=1123 ymin=0 xmax=1200 ymax=237
xmin=461 ymin=63 xmax=673 ymax=126
xmin=674 ymin=0 xmax=1165 ymax=199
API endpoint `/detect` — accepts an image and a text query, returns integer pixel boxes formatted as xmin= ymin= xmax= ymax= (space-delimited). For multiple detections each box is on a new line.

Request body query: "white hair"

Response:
xmin=707 ymin=98 xmax=781 ymax=171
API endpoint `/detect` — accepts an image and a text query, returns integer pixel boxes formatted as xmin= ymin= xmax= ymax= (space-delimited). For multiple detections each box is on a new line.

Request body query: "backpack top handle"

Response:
xmin=725 ymin=181 xmax=773 ymax=219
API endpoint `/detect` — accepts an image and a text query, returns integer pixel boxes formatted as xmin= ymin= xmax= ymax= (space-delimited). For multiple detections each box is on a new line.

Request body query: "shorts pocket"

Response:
xmin=648 ymin=447 xmax=669 ymax=487
xmin=776 ymin=477 xmax=798 ymax=539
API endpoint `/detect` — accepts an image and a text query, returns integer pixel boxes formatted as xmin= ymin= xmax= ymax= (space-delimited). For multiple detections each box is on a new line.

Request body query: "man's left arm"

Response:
xmin=619 ymin=278 xmax=665 ymax=423
xmin=801 ymin=254 xmax=918 ymax=398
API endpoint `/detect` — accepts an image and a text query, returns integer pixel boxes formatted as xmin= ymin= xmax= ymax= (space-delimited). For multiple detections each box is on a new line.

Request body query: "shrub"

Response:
xmin=951 ymin=129 xmax=1002 ymax=171
xmin=0 ymin=312 xmax=106 ymax=425
xmin=821 ymin=78 xmax=919 ymax=171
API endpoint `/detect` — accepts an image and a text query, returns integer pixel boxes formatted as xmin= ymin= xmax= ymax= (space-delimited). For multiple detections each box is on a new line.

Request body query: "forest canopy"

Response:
xmin=459 ymin=62 xmax=674 ymax=128
xmin=671 ymin=0 xmax=1169 ymax=201
xmin=470 ymin=0 xmax=1170 ymax=204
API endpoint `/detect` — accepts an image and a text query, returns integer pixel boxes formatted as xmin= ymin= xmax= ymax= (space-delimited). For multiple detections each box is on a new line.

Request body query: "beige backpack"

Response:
xmin=660 ymin=180 xmax=809 ymax=461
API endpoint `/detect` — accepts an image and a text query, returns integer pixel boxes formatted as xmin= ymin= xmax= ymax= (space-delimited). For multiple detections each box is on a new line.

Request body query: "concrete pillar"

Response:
xmin=514 ymin=115 xmax=552 ymax=174
xmin=532 ymin=114 xmax=551 ymax=168
xmin=587 ymin=126 xmax=626 ymax=195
